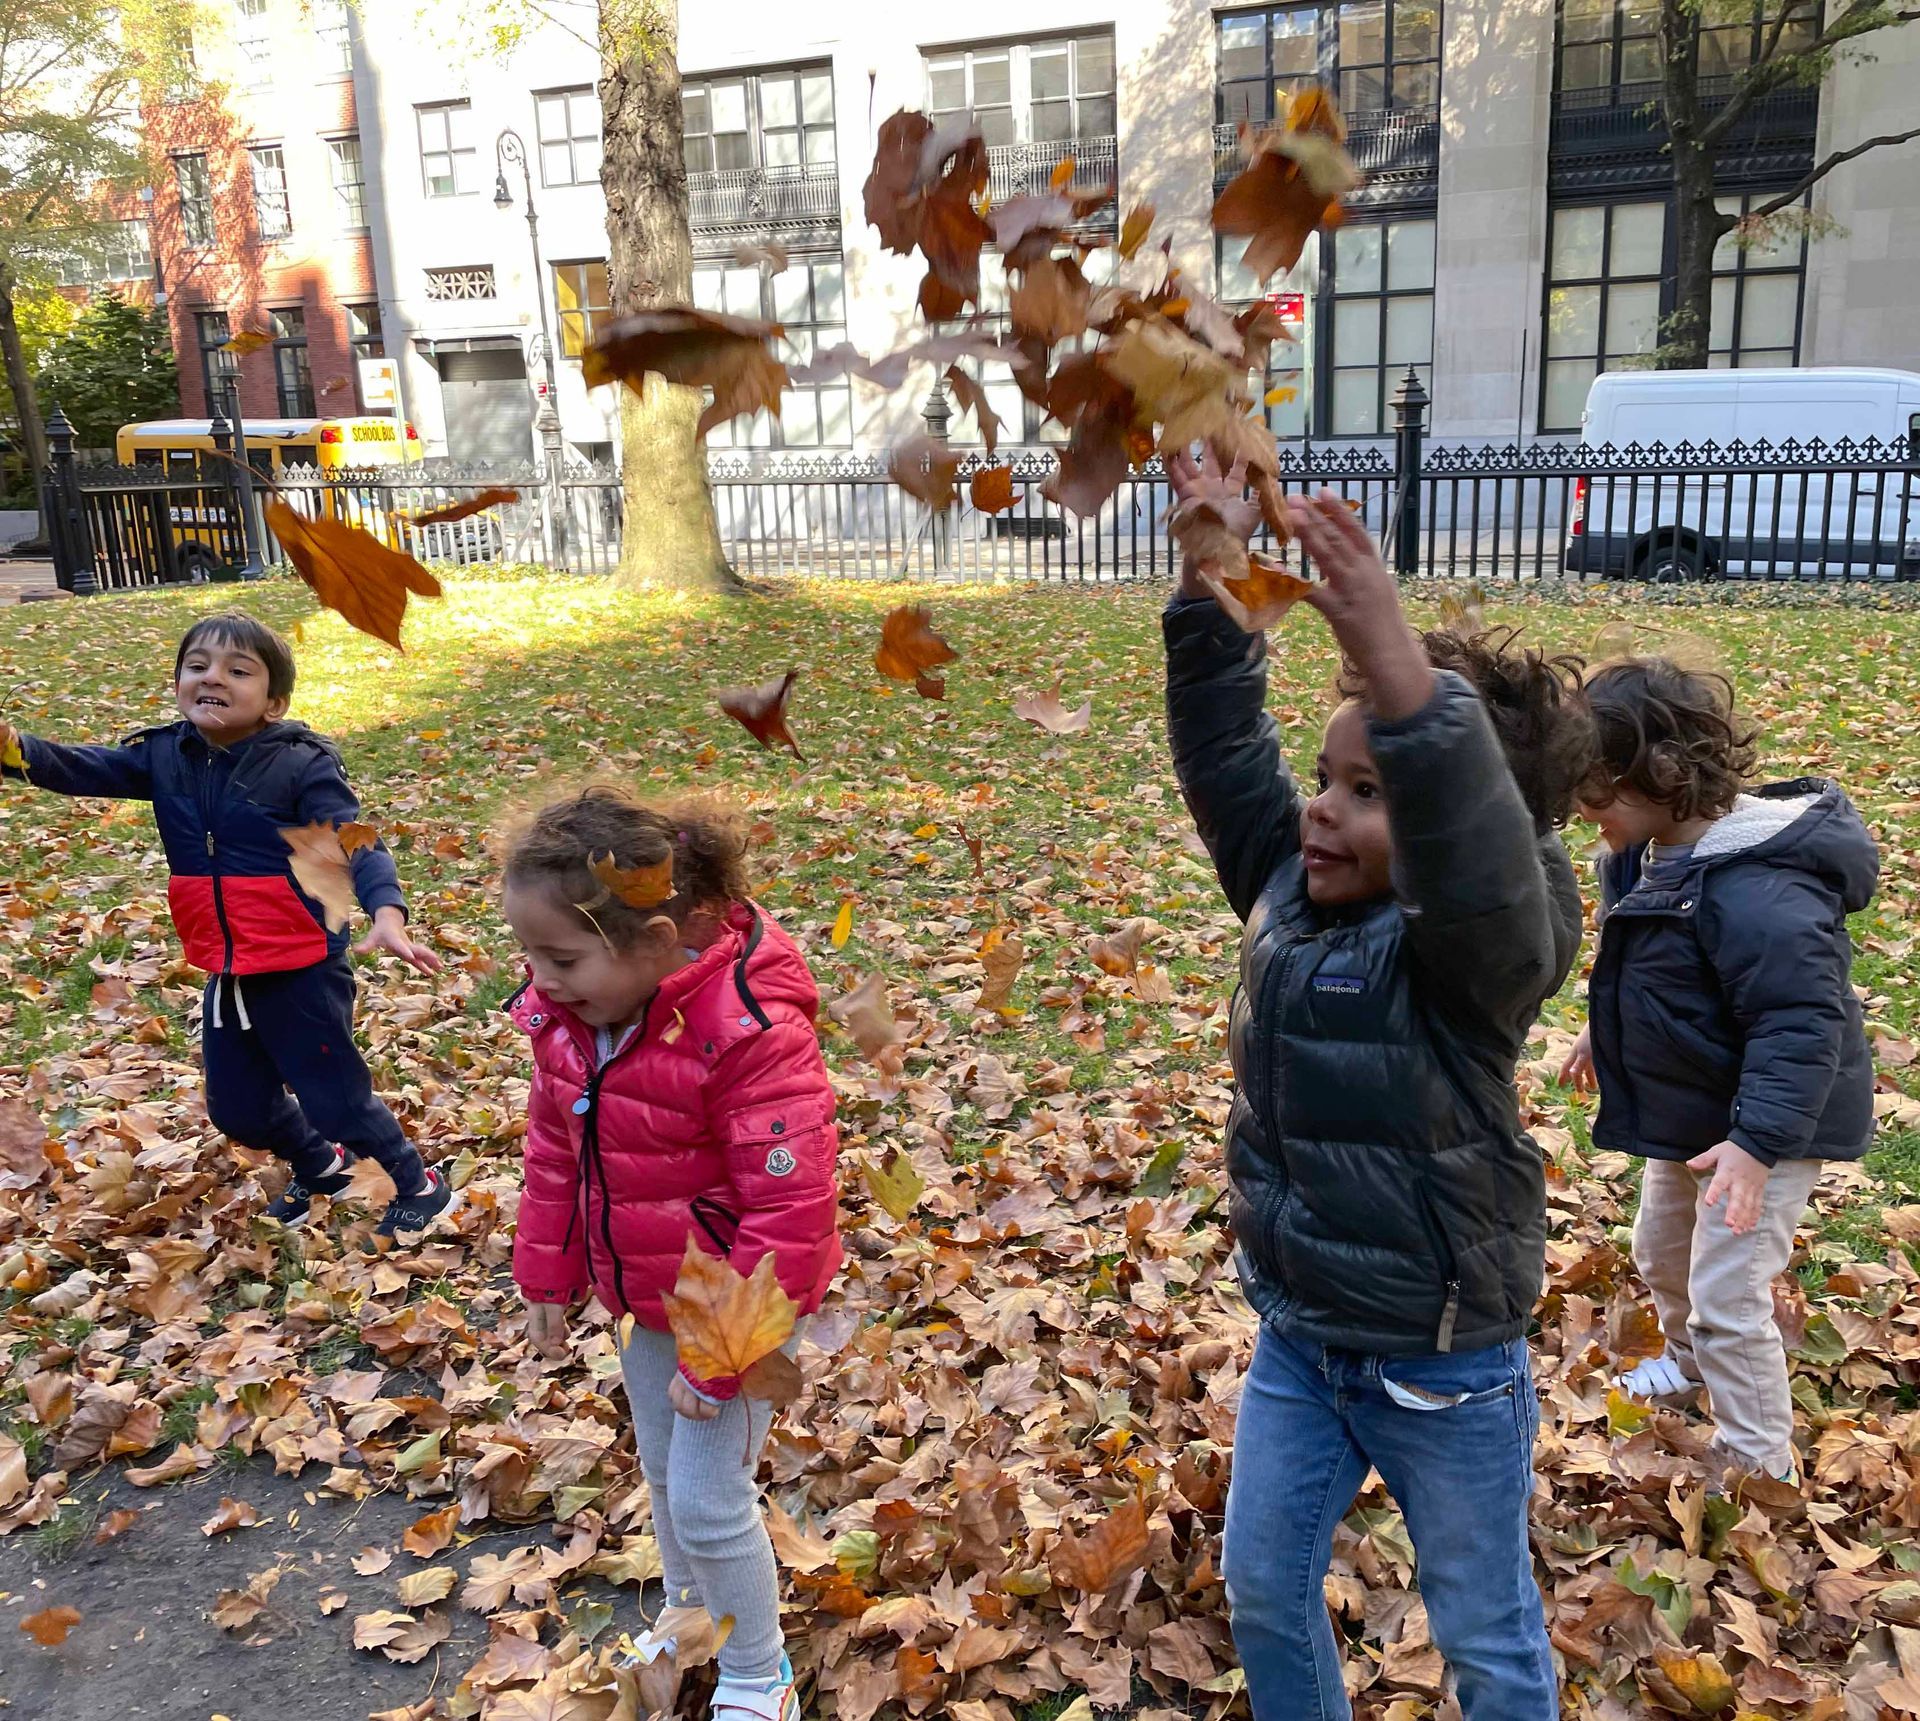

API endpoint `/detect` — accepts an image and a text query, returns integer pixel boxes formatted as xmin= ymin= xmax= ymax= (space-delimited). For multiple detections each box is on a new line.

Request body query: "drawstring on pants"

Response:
xmin=209 ymin=974 xmax=252 ymax=1033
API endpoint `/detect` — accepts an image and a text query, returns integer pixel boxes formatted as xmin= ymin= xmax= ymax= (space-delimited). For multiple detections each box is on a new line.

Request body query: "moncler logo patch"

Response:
xmin=765 ymin=1146 xmax=797 ymax=1177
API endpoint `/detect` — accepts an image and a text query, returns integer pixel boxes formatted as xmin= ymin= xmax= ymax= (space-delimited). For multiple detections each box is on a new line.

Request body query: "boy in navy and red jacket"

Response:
xmin=1 ymin=611 xmax=456 ymax=1241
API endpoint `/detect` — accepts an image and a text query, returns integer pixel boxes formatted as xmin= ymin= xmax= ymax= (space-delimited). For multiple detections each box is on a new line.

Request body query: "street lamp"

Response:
xmin=494 ymin=127 xmax=568 ymax=560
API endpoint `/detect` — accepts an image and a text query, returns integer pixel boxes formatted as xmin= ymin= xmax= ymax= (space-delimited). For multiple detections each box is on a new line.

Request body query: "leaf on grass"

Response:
xmin=661 ymin=1240 xmax=798 ymax=1389
xmin=0 ymin=1097 xmax=50 ymax=1189
xmin=20 ymin=1605 xmax=81 ymax=1646
xmin=875 ymin=604 xmax=959 ymax=684
xmin=830 ymin=900 xmax=855 ymax=949
xmin=1013 ymin=684 xmax=1092 ymax=735
xmin=265 ymin=502 xmax=442 ymax=653
xmin=0 ymin=720 xmax=25 ymax=771
xmin=404 ymin=487 xmax=519 ymax=527
xmin=587 ymin=851 xmax=674 ymax=911
xmin=1201 ymin=553 xmax=1315 ymax=634
xmin=717 ymin=669 xmax=803 ymax=759
xmin=863 ymin=1147 xmax=926 ymax=1222
xmin=887 ymin=435 xmax=963 ymax=510
xmin=281 ymin=821 xmax=361 ymax=934
xmin=1089 ymin=919 xmax=1148 ymax=977
xmin=583 ymin=308 xmax=790 ymax=441
xmin=402 ymin=1502 xmax=459 ymax=1559
xmin=201 ymin=1496 xmax=262 ymax=1536
xmin=1051 ymin=1495 xmax=1152 ymax=1594
xmin=970 ymin=465 xmax=1016 ymax=515
xmin=829 ymin=973 xmax=899 ymax=1062
xmin=977 ymin=927 xmax=1025 ymax=1012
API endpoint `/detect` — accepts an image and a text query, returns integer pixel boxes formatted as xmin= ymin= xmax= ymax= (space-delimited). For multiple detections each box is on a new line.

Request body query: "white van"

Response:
xmin=1564 ymin=367 xmax=1920 ymax=581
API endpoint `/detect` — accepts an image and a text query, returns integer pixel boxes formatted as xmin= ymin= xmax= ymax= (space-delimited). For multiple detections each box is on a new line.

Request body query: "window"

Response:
xmin=692 ymin=257 xmax=850 ymax=446
xmin=175 ymin=153 xmax=214 ymax=245
xmin=271 ymin=307 xmax=314 ymax=415
xmin=536 ymin=87 xmax=602 ymax=186
xmin=682 ymin=67 xmax=835 ymax=176
xmin=233 ymin=0 xmax=271 ymax=85
xmin=1329 ymin=217 xmax=1434 ymax=433
xmin=1558 ymin=0 xmax=1817 ymax=93
xmin=418 ymin=102 xmax=477 ymax=197
xmin=1709 ymin=193 xmax=1805 ymax=369
xmin=329 ymin=135 xmax=367 ymax=229
xmin=196 ymin=310 xmax=238 ymax=411
xmin=52 ymin=220 xmax=154 ymax=287
xmin=250 ymin=145 xmax=291 ymax=239
xmin=313 ymin=0 xmax=351 ymax=74
xmin=1541 ymin=200 xmax=1666 ymax=430
xmin=347 ymin=302 xmax=384 ymax=363
xmin=554 ymin=262 xmax=611 ymax=357
xmin=1217 ymin=3 xmax=1439 ymax=125
xmin=926 ymin=34 xmax=1115 ymax=149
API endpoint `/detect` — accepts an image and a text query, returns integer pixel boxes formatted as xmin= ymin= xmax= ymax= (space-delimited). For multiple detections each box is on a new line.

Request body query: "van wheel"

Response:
xmin=1638 ymin=537 xmax=1710 ymax=584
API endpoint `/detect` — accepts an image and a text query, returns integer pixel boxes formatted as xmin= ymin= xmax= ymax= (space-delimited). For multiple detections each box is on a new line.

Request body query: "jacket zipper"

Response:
xmin=1252 ymin=937 xmax=1300 ymax=1297
xmin=1414 ymin=1180 xmax=1462 ymax=1352
xmin=199 ymin=747 xmax=235 ymax=974
xmin=571 ymin=998 xmax=654 ymax=1306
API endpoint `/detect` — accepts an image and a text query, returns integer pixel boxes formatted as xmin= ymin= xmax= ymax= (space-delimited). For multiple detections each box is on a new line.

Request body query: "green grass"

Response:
xmin=32 ymin=1501 xmax=98 ymax=1563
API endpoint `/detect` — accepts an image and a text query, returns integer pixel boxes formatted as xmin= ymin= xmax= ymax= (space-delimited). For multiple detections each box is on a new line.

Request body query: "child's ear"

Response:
xmin=638 ymin=913 xmax=680 ymax=952
xmin=266 ymin=695 xmax=291 ymax=722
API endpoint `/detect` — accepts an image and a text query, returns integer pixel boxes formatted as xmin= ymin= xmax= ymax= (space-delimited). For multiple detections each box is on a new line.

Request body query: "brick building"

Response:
xmin=146 ymin=0 xmax=386 ymax=424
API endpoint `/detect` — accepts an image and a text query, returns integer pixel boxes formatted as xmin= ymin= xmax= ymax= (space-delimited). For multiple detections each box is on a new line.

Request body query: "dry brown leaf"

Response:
xmin=402 ymin=1502 xmax=459 ymax=1559
xmin=717 ymin=669 xmax=803 ymax=760
xmin=201 ymin=1496 xmax=262 ymax=1536
xmin=732 ymin=239 xmax=789 ymax=272
xmin=1089 ymin=919 xmax=1148 ymax=978
xmin=265 ymin=502 xmax=442 ymax=653
xmin=1010 ymin=256 xmax=1093 ymax=344
xmin=1118 ymin=203 xmax=1155 ymax=259
xmin=661 ymin=1239 xmax=799 ymax=1390
xmin=583 ymin=308 xmax=789 ymax=441
xmin=92 ymin=1507 xmax=140 ymax=1544
xmin=970 ymin=465 xmax=1016 ymax=515
xmin=396 ymin=1566 xmax=458 ymax=1607
xmin=587 ymin=851 xmax=674 ymax=910
xmin=977 ymin=927 xmax=1025 ymax=1011
xmin=404 ymin=487 xmax=518 ymax=527
xmin=1211 ymin=87 xmax=1361 ymax=282
xmin=20 ymin=1604 xmax=82 ymax=1646
xmin=281 ymin=821 xmax=360 ymax=934
xmin=222 ymin=328 xmax=273 ymax=356
xmin=829 ymin=973 xmax=899 ymax=1062
xmin=1202 ymin=552 xmax=1315 ymax=633
xmin=352 ymin=1544 xmax=394 ymax=1576
xmin=0 ymin=1096 xmax=50 ymax=1189
xmin=887 ymin=434 xmax=964 ymax=511
xmin=1051 ymin=1495 xmax=1152 ymax=1594
xmin=875 ymin=605 xmax=959 ymax=684
xmin=1013 ymin=684 xmax=1092 ymax=734
xmin=211 ymin=1565 xmax=283 ymax=1632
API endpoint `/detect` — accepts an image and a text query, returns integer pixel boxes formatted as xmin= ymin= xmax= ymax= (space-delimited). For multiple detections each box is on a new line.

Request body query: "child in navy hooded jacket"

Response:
xmin=2 ymin=612 xmax=456 ymax=1241
xmin=1564 ymin=656 xmax=1877 ymax=1484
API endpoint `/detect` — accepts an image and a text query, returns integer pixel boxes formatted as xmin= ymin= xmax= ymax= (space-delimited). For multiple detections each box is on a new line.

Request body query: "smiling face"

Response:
xmin=1300 ymin=699 xmax=1395 ymax=907
xmin=503 ymin=879 xmax=687 ymax=1031
xmin=1577 ymin=781 xmax=1696 ymax=854
xmin=173 ymin=634 xmax=288 ymax=743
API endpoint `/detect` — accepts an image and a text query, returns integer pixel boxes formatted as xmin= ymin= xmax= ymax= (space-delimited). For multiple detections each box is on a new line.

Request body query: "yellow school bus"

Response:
xmin=115 ymin=415 xmax=423 ymax=472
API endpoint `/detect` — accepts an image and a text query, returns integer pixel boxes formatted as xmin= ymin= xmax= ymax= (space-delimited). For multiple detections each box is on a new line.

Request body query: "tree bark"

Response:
xmin=598 ymin=1 xmax=740 ymax=593
xmin=0 ymin=265 xmax=50 ymax=534
xmin=1658 ymin=0 xmax=1731 ymax=370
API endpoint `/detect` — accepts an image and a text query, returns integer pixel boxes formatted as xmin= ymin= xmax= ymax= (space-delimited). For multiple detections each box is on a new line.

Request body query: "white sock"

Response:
xmin=1621 ymin=1352 xmax=1696 ymax=1398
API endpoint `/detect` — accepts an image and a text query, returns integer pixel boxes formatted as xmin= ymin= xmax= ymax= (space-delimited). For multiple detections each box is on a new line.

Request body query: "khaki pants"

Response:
xmin=1631 ymin=1155 xmax=1823 ymax=1475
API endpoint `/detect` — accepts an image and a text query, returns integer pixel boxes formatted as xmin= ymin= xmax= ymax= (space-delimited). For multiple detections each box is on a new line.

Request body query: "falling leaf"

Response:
xmin=1211 ymin=87 xmax=1361 ymax=282
xmin=1048 ymin=155 xmax=1077 ymax=190
xmin=914 ymin=671 xmax=946 ymax=701
xmin=587 ymin=851 xmax=674 ymax=910
xmin=201 ymin=1497 xmax=262 ymax=1536
xmin=943 ymin=366 xmax=1004 ymax=455
xmin=717 ymin=669 xmax=803 ymax=759
xmin=1013 ymin=684 xmax=1092 ymax=734
xmin=1118 ymin=203 xmax=1155 ymax=259
xmin=740 ymin=1347 xmax=805 ymax=1408
xmin=862 ymin=109 xmax=993 ymax=301
xmin=830 ymin=900 xmax=855 ymax=949
xmin=20 ymin=1604 xmax=82 ymax=1646
xmin=404 ymin=488 xmax=519 ymax=527
xmin=875 ymin=604 xmax=958 ymax=685
xmin=222 ymin=328 xmax=273 ymax=355
xmin=829 ymin=972 xmax=899 ymax=1061
xmin=863 ymin=1147 xmax=926 ymax=1222
xmin=661 ymin=1239 xmax=798 ymax=1390
xmin=402 ymin=1502 xmax=459 ymax=1559
xmin=887 ymin=434 xmax=963 ymax=511
xmin=583 ymin=308 xmax=790 ymax=441
xmin=1010 ymin=255 xmax=1093 ymax=345
xmin=1201 ymin=553 xmax=1315 ymax=634
xmin=1051 ymin=1495 xmax=1152 ymax=1593
xmin=265 ymin=501 xmax=442 ymax=653
xmin=1265 ymin=385 xmax=1298 ymax=406
xmin=281 ymin=821 xmax=361 ymax=933
xmin=970 ymin=465 xmax=1016 ymax=515
xmin=977 ymin=927 xmax=1025 ymax=1011
xmin=733 ymin=239 xmax=790 ymax=272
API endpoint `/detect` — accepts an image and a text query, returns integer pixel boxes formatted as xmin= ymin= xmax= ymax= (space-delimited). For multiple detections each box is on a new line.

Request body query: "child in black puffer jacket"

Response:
xmin=1562 ymin=657 xmax=1878 ymax=1486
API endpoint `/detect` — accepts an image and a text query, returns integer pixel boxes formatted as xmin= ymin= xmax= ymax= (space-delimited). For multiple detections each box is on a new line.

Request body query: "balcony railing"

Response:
xmin=987 ymin=136 xmax=1118 ymax=222
xmin=687 ymin=161 xmax=842 ymax=254
xmin=1549 ymin=78 xmax=1817 ymax=189
xmin=1213 ymin=107 xmax=1439 ymax=201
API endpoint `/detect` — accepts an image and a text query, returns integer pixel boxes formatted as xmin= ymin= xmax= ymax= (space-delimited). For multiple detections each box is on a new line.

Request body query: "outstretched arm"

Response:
xmin=1 ymin=720 xmax=156 ymax=800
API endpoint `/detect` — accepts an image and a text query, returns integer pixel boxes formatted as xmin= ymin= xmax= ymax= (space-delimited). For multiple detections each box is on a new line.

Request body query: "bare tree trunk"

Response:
xmin=0 ymin=266 xmax=49 ymax=536
xmin=599 ymin=1 xmax=740 ymax=593
xmin=1657 ymin=0 xmax=1745 ymax=369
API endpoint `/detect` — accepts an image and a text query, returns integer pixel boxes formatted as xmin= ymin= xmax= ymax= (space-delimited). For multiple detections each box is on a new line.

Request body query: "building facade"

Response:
xmin=163 ymin=0 xmax=1920 ymax=459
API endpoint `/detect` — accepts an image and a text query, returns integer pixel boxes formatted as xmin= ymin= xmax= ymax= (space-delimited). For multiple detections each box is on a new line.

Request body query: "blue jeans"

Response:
xmin=1223 ymin=1325 xmax=1557 ymax=1720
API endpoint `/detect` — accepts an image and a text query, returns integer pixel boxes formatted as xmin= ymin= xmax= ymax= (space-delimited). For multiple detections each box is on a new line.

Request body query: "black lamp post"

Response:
xmin=494 ymin=128 xmax=567 ymax=560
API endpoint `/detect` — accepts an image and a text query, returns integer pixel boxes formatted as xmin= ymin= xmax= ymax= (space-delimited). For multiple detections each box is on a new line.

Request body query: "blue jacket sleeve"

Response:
xmin=294 ymin=749 xmax=406 ymax=919
xmin=1699 ymin=867 xmax=1851 ymax=1166
xmin=1163 ymin=595 xmax=1303 ymax=923
xmin=7 ymin=732 xmax=156 ymax=800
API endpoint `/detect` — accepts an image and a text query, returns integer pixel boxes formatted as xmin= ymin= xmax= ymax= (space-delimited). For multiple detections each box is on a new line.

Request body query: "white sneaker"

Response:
xmin=1619 ymin=1352 xmax=1699 ymax=1400
xmin=711 ymin=1653 xmax=801 ymax=1721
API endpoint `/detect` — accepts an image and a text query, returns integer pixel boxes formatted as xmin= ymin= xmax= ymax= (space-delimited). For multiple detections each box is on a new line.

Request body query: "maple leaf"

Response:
xmin=1038 ymin=371 xmax=1135 ymax=519
xmin=586 ymin=851 xmax=674 ymax=910
xmin=352 ymin=1544 xmax=394 ymax=1576
xmin=222 ymin=327 xmax=273 ymax=356
xmin=1102 ymin=317 xmax=1251 ymax=454
xmin=863 ymin=111 xmax=993 ymax=301
xmin=829 ymin=972 xmax=900 ymax=1063
xmin=969 ymin=465 xmax=1016 ymax=516
xmin=875 ymin=604 xmax=958 ymax=684
xmin=717 ymin=669 xmax=803 ymax=759
xmin=201 ymin=1496 xmax=262 ymax=1536
xmin=280 ymin=820 xmax=365 ymax=933
xmin=0 ymin=1096 xmax=50 ymax=1189
xmin=942 ymin=365 xmax=1003 ymax=455
xmin=1652 ymin=1648 xmax=1739 ymax=1714
xmin=863 ymin=1147 xmax=926 ymax=1222
xmin=352 ymin=1609 xmax=414 ymax=1651
xmin=404 ymin=487 xmax=519 ymax=527
xmin=887 ymin=434 xmax=963 ymax=511
xmin=1010 ymin=255 xmax=1093 ymax=344
xmin=1202 ymin=553 xmax=1315 ymax=634
xmin=264 ymin=502 xmax=442 ymax=653
xmin=460 ymin=1545 xmax=544 ymax=1613
xmin=402 ymin=1502 xmax=460 ymax=1558
xmin=1050 ymin=1495 xmax=1152 ymax=1594
xmin=1211 ymin=87 xmax=1361 ymax=283
xmin=582 ymin=308 xmax=789 ymax=441
xmin=1013 ymin=684 xmax=1092 ymax=734
xmin=20 ymin=1604 xmax=82 ymax=1646
xmin=661 ymin=1239 xmax=798 ymax=1389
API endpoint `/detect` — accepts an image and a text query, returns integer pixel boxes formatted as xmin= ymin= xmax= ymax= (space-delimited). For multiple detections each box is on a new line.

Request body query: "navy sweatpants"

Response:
xmin=201 ymin=956 xmax=423 ymax=1193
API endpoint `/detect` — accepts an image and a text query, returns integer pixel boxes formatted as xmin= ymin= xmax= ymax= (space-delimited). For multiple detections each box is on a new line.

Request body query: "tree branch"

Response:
xmin=1748 ymin=123 xmax=1920 ymax=217
xmin=1700 ymin=0 xmax=1895 ymax=146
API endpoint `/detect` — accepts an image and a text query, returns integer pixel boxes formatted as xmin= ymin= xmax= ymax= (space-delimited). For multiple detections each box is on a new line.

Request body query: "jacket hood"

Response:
xmin=1693 ymin=779 xmax=1878 ymax=913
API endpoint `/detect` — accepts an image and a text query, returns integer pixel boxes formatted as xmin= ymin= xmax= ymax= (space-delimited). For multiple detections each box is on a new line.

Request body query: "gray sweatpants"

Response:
xmin=618 ymin=1326 xmax=793 ymax=1683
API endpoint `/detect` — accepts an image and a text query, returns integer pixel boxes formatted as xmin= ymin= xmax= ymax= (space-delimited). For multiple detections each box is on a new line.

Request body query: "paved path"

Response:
xmin=0 ymin=559 xmax=64 ymax=605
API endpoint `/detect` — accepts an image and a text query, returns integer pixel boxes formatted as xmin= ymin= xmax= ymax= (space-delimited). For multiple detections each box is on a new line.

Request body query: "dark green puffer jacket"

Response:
xmin=1165 ymin=597 xmax=1584 ymax=1355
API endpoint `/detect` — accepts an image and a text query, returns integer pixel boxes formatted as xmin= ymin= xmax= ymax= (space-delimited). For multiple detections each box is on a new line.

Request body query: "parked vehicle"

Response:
xmin=1565 ymin=368 xmax=1920 ymax=581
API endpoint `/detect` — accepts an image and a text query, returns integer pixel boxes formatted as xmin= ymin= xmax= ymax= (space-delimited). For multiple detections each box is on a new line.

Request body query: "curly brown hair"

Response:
xmin=1339 ymin=627 xmax=1593 ymax=831
xmin=503 ymin=785 xmax=752 ymax=944
xmin=1579 ymin=656 xmax=1757 ymax=822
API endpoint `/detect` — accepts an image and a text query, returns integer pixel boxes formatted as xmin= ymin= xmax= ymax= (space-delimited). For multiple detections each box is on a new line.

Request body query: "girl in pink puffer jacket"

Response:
xmin=503 ymin=787 xmax=840 ymax=1721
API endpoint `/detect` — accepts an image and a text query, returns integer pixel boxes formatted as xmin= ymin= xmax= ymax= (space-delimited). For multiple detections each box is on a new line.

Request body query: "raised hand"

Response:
xmin=355 ymin=903 xmax=444 ymax=975
xmin=1167 ymin=445 xmax=1263 ymax=600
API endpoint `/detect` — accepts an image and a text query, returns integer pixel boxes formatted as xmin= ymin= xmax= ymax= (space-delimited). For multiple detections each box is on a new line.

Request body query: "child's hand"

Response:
xmin=669 ymin=1372 xmax=722 ymax=1422
xmin=524 ymin=1300 xmax=570 ymax=1358
xmin=1167 ymin=446 xmax=1262 ymax=601
xmin=356 ymin=904 xmax=443 ymax=975
xmin=1689 ymin=1140 xmax=1770 ymax=1234
xmin=1559 ymin=1025 xmax=1595 ymax=1093
xmin=1287 ymin=489 xmax=1435 ymax=721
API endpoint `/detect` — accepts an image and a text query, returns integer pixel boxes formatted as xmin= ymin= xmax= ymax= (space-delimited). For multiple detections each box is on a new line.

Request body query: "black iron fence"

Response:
xmin=39 ymin=375 xmax=1920 ymax=596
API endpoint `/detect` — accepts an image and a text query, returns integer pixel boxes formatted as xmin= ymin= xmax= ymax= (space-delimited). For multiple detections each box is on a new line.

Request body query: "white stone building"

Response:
xmin=342 ymin=0 xmax=1920 ymax=463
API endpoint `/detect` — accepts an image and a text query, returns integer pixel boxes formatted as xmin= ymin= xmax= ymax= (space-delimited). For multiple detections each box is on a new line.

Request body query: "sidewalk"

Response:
xmin=0 ymin=559 xmax=64 ymax=605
